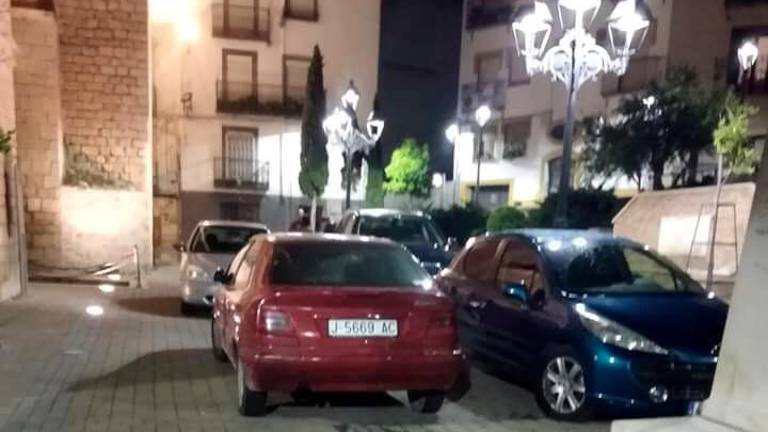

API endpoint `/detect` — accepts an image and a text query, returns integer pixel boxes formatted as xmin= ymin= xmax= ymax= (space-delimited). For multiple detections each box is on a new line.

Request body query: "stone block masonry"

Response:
xmin=56 ymin=0 xmax=149 ymax=190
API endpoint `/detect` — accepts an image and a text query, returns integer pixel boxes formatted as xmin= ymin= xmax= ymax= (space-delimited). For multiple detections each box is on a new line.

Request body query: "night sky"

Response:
xmin=376 ymin=0 xmax=464 ymax=179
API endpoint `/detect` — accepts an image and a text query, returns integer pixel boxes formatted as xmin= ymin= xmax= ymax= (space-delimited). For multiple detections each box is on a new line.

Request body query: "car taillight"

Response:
xmin=430 ymin=314 xmax=454 ymax=328
xmin=260 ymin=310 xmax=294 ymax=335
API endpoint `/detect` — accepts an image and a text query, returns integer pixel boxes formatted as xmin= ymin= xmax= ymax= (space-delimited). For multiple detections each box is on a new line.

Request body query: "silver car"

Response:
xmin=178 ymin=220 xmax=269 ymax=314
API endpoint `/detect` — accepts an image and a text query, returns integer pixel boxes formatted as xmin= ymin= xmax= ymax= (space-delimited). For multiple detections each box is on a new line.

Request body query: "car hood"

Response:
xmin=187 ymin=252 xmax=235 ymax=272
xmin=579 ymin=293 xmax=728 ymax=357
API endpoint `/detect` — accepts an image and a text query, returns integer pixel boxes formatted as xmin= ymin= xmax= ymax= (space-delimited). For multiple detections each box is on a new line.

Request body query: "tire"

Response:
xmin=407 ymin=390 xmax=445 ymax=414
xmin=180 ymin=301 xmax=195 ymax=316
xmin=237 ymin=358 xmax=268 ymax=417
xmin=210 ymin=319 xmax=228 ymax=362
xmin=534 ymin=350 xmax=593 ymax=421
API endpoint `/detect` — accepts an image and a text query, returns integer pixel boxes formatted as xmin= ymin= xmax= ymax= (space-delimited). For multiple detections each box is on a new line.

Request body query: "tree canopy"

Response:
xmin=298 ymin=45 xmax=328 ymax=200
xmin=581 ymin=67 xmax=753 ymax=191
xmin=383 ymin=138 xmax=431 ymax=198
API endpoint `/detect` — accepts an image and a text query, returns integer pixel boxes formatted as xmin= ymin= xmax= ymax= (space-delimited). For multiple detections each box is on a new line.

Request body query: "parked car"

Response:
xmin=178 ymin=220 xmax=269 ymax=314
xmin=436 ymin=229 xmax=728 ymax=421
xmin=336 ymin=209 xmax=456 ymax=275
xmin=210 ymin=233 xmax=462 ymax=416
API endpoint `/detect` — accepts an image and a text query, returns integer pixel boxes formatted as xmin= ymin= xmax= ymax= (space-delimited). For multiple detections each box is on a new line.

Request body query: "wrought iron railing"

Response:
xmin=216 ymin=80 xmax=305 ymax=117
xmin=212 ymin=3 xmax=270 ymax=42
xmin=214 ymin=158 xmax=269 ymax=191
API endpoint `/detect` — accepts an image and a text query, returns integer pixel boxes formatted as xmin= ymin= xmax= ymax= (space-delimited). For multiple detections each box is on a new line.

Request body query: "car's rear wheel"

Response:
xmin=180 ymin=301 xmax=195 ymax=316
xmin=407 ymin=390 xmax=445 ymax=414
xmin=237 ymin=358 xmax=268 ymax=417
xmin=210 ymin=319 xmax=227 ymax=362
xmin=535 ymin=352 xmax=592 ymax=421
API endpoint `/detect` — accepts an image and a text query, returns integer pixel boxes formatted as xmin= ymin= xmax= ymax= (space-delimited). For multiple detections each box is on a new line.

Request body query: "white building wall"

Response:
xmin=152 ymin=0 xmax=380 ymax=229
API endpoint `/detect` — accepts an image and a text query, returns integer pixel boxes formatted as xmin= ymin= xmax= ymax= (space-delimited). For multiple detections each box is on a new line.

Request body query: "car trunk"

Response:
xmin=267 ymin=286 xmax=453 ymax=358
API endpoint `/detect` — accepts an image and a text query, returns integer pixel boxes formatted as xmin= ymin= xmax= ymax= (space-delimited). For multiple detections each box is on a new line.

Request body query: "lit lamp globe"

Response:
xmin=474 ymin=105 xmax=492 ymax=128
xmin=738 ymin=40 xmax=759 ymax=71
xmin=445 ymin=123 xmax=460 ymax=143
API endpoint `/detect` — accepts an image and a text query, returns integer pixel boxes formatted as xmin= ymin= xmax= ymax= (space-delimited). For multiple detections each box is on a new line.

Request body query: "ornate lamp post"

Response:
xmin=323 ymin=81 xmax=385 ymax=210
xmin=512 ymin=0 xmax=651 ymax=227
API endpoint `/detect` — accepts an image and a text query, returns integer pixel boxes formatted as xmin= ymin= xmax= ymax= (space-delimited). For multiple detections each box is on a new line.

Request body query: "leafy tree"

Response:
xmin=0 ymin=128 xmax=13 ymax=154
xmin=714 ymin=93 xmax=759 ymax=178
xmin=582 ymin=67 xmax=725 ymax=190
xmin=429 ymin=204 xmax=487 ymax=245
xmin=298 ymin=45 xmax=328 ymax=230
xmin=532 ymin=190 xmax=625 ymax=229
xmin=487 ymin=206 xmax=528 ymax=232
xmin=383 ymin=138 xmax=431 ymax=199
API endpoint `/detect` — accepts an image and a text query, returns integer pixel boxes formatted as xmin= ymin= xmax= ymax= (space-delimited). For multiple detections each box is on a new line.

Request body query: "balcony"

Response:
xmin=11 ymin=0 xmax=54 ymax=10
xmin=216 ymin=81 xmax=305 ymax=117
xmin=602 ymin=56 xmax=666 ymax=96
xmin=212 ymin=3 xmax=270 ymax=42
xmin=460 ymin=79 xmax=506 ymax=116
xmin=214 ymin=158 xmax=269 ymax=191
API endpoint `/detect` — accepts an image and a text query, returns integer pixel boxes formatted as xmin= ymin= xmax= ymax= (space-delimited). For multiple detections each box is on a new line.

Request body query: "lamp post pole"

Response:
xmin=475 ymin=126 xmax=483 ymax=204
xmin=344 ymin=151 xmax=353 ymax=210
xmin=554 ymin=40 xmax=579 ymax=228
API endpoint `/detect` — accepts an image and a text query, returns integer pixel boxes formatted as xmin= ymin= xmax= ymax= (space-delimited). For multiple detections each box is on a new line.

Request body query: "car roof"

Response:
xmin=351 ymin=208 xmax=426 ymax=218
xmin=264 ymin=232 xmax=396 ymax=245
xmin=485 ymin=229 xmax=639 ymax=247
xmin=196 ymin=219 xmax=269 ymax=231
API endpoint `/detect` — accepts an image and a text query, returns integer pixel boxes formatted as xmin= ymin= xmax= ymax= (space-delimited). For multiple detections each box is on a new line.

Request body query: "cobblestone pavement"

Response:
xmin=0 ymin=267 xmax=609 ymax=432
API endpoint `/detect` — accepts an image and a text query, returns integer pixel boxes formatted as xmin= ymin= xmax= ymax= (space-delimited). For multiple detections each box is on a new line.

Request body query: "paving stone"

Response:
xmin=0 ymin=267 xmax=609 ymax=432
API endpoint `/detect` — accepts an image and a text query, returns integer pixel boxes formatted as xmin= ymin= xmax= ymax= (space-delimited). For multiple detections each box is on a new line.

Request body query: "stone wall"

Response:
xmin=0 ymin=0 xmax=22 ymax=300
xmin=56 ymin=0 xmax=149 ymax=189
xmin=11 ymin=8 xmax=62 ymax=264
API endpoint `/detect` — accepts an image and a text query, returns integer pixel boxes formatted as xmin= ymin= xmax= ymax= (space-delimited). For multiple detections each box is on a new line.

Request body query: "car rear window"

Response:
xmin=190 ymin=225 xmax=267 ymax=254
xmin=270 ymin=242 xmax=431 ymax=288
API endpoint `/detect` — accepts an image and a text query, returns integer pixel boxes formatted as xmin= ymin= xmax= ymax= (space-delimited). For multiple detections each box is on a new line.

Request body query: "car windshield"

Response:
xmin=358 ymin=215 xmax=445 ymax=246
xmin=543 ymin=239 xmax=704 ymax=295
xmin=190 ymin=225 xmax=266 ymax=254
xmin=270 ymin=242 xmax=431 ymax=288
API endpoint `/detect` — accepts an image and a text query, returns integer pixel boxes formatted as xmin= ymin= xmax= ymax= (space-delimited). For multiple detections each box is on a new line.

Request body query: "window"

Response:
xmin=623 ymin=248 xmax=678 ymax=292
xmin=464 ymin=239 xmax=501 ymax=281
xmin=189 ymin=225 xmax=267 ymax=254
xmin=474 ymin=185 xmax=510 ymax=212
xmin=547 ymin=157 xmax=562 ymax=194
xmin=270 ymin=242 xmax=430 ymax=287
xmin=221 ymin=49 xmax=258 ymax=103
xmin=285 ymin=0 xmax=318 ymax=21
xmin=507 ymin=48 xmax=530 ymax=86
xmin=475 ymin=121 xmax=499 ymax=161
xmin=233 ymin=250 xmax=255 ymax=291
xmin=212 ymin=0 xmax=270 ymax=42
xmin=497 ymin=239 xmax=546 ymax=296
xmin=222 ymin=126 xmax=258 ymax=179
xmin=502 ymin=118 xmax=530 ymax=159
xmin=475 ymin=50 xmax=503 ymax=85
xmin=283 ymin=55 xmax=311 ymax=104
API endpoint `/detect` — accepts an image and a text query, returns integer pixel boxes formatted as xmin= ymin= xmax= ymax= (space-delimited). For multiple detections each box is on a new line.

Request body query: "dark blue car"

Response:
xmin=436 ymin=229 xmax=728 ymax=420
xmin=336 ymin=209 xmax=455 ymax=275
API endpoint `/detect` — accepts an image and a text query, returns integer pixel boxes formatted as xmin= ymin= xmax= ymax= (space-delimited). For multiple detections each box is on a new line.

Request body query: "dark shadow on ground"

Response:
xmin=68 ymin=349 xmax=230 ymax=391
xmin=115 ymin=296 xmax=210 ymax=318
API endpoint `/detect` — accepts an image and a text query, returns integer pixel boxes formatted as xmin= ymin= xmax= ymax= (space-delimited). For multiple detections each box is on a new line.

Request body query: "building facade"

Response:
xmin=151 ymin=0 xmax=381 ymax=261
xmin=450 ymin=0 xmax=768 ymax=211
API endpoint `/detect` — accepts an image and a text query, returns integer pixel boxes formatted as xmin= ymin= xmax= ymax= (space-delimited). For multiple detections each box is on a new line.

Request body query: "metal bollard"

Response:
xmin=133 ymin=245 xmax=142 ymax=289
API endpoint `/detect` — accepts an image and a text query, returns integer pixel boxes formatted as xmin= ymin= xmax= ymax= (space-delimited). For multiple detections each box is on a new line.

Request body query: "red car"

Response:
xmin=211 ymin=233 xmax=463 ymax=416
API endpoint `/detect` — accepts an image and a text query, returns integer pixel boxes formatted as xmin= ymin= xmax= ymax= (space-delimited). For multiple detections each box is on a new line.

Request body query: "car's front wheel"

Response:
xmin=535 ymin=353 xmax=592 ymax=421
xmin=237 ymin=358 xmax=268 ymax=417
xmin=407 ymin=390 xmax=445 ymax=414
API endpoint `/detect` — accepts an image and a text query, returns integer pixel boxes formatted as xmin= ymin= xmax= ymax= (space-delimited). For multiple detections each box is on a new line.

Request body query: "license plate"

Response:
xmin=328 ymin=319 xmax=398 ymax=338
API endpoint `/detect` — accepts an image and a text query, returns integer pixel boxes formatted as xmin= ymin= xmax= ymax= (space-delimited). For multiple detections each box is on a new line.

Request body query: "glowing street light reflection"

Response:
xmin=85 ymin=305 xmax=104 ymax=317
xmin=98 ymin=284 xmax=115 ymax=294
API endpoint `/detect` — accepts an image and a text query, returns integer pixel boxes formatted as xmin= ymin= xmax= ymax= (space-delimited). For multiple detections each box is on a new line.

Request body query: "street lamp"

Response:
xmin=323 ymin=81 xmax=384 ymax=210
xmin=738 ymin=39 xmax=759 ymax=72
xmin=512 ymin=0 xmax=650 ymax=227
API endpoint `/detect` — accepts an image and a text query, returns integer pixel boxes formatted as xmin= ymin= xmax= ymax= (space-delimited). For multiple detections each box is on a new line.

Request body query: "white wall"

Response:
xmin=152 ymin=0 xmax=380 ymax=201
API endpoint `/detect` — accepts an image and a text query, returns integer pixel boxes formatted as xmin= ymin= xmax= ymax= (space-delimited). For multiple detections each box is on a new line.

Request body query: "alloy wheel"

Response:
xmin=542 ymin=356 xmax=586 ymax=415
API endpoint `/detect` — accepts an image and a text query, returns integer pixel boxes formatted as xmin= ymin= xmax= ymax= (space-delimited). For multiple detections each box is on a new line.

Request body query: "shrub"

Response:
xmin=429 ymin=204 xmax=487 ymax=245
xmin=486 ymin=206 xmax=528 ymax=233
xmin=533 ymin=190 xmax=626 ymax=229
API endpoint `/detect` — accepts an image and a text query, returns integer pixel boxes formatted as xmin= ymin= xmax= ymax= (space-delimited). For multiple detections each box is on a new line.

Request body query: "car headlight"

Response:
xmin=575 ymin=303 xmax=669 ymax=355
xmin=186 ymin=265 xmax=211 ymax=281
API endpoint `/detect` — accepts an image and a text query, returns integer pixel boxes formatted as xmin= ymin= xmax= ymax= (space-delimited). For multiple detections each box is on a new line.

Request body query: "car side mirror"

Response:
xmin=213 ymin=268 xmax=232 ymax=286
xmin=173 ymin=242 xmax=186 ymax=252
xmin=502 ymin=282 xmax=529 ymax=305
